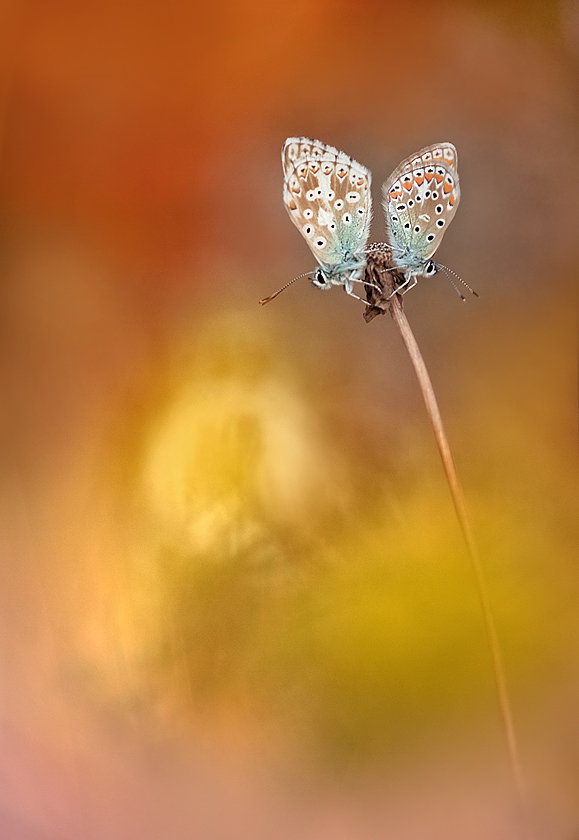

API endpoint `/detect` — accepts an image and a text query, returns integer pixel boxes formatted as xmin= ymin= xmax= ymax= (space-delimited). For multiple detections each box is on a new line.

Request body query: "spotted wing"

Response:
xmin=382 ymin=142 xmax=460 ymax=268
xmin=282 ymin=137 xmax=372 ymax=273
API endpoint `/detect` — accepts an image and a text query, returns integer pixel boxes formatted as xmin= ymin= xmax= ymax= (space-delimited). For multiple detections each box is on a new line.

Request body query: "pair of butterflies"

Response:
xmin=262 ymin=137 xmax=468 ymax=305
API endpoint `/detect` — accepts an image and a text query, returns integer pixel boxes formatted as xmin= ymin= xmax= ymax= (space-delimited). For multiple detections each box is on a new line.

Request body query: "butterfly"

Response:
xmin=382 ymin=141 xmax=462 ymax=295
xmin=260 ymin=137 xmax=472 ymax=305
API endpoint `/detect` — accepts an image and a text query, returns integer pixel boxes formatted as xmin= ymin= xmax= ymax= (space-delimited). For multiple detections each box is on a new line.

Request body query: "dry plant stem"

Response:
xmin=388 ymin=290 xmax=528 ymax=811
xmin=363 ymin=253 xmax=527 ymax=816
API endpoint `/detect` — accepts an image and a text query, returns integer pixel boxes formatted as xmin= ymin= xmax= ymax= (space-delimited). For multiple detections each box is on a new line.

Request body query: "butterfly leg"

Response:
xmin=343 ymin=275 xmax=376 ymax=303
xmin=344 ymin=285 xmax=373 ymax=304
xmin=350 ymin=277 xmax=382 ymax=293
xmin=387 ymin=274 xmax=411 ymax=299
xmin=400 ymin=276 xmax=418 ymax=296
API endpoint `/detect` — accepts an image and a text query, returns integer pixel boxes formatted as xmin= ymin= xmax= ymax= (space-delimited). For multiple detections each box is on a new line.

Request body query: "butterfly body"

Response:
xmin=282 ymin=137 xmax=372 ymax=296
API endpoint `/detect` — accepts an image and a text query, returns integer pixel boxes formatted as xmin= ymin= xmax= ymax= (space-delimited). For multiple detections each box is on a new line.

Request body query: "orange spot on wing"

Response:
xmin=403 ymin=181 xmax=412 ymax=191
xmin=425 ymin=171 xmax=435 ymax=182
xmin=414 ymin=175 xmax=424 ymax=186
xmin=443 ymin=182 xmax=452 ymax=194
xmin=435 ymin=172 xmax=444 ymax=183
xmin=449 ymin=193 xmax=455 ymax=206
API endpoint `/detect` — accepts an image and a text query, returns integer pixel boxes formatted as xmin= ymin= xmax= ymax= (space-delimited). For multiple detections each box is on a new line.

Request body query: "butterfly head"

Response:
xmin=311 ymin=266 xmax=332 ymax=290
xmin=424 ymin=260 xmax=438 ymax=277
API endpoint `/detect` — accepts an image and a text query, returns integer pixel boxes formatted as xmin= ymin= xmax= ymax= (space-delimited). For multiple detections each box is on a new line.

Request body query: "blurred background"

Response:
xmin=0 ymin=0 xmax=577 ymax=837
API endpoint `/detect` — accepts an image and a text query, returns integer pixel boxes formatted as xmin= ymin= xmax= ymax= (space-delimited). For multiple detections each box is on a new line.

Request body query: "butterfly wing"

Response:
xmin=382 ymin=142 xmax=460 ymax=270
xmin=282 ymin=137 xmax=372 ymax=276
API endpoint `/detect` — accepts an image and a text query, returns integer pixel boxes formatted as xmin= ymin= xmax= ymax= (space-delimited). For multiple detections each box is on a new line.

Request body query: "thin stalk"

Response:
xmin=364 ymin=254 xmax=528 ymax=815
xmin=390 ymin=294 xmax=526 ymax=801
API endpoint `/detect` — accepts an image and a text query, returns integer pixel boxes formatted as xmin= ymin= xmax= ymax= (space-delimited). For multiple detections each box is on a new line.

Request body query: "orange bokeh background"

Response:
xmin=0 ymin=0 xmax=577 ymax=837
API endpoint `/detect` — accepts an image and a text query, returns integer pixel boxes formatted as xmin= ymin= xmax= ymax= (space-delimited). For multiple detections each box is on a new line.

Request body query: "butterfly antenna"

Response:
xmin=438 ymin=263 xmax=479 ymax=300
xmin=259 ymin=271 xmax=312 ymax=305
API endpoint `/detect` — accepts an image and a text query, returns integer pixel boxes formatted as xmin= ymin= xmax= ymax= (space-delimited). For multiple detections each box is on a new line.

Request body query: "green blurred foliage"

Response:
xmin=94 ymin=305 xmax=579 ymax=770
